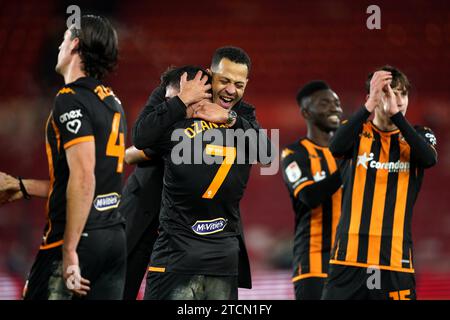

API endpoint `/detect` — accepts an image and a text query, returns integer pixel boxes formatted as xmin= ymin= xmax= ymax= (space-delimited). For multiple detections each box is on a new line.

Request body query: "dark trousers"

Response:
xmin=294 ymin=277 xmax=326 ymax=300
xmin=123 ymin=219 xmax=159 ymax=300
xmin=322 ymin=264 xmax=416 ymax=300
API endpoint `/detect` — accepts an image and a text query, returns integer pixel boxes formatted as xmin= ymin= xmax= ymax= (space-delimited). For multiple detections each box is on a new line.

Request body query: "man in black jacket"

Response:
xmin=120 ymin=66 xmax=205 ymax=300
xmin=120 ymin=145 xmax=163 ymax=300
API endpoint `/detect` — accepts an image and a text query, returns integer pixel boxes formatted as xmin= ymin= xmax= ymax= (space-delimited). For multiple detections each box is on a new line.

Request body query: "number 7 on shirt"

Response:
xmin=202 ymin=144 xmax=236 ymax=199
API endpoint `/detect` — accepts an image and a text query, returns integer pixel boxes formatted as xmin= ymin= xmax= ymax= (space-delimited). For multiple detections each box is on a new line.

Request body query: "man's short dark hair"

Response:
xmin=366 ymin=65 xmax=411 ymax=94
xmin=70 ymin=15 xmax=118 ymax=80
xmin=211 ymin=46 xmax=251 ymax=74
xmin=296 ymin=80 xmax=330 ymax=109
xmin=160 ymin=65 xmax=211 ymax=90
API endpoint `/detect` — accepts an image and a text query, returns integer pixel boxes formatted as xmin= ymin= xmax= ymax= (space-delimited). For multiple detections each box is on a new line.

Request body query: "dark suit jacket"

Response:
xmin=119 ymin=159 xmax=164 ymax=254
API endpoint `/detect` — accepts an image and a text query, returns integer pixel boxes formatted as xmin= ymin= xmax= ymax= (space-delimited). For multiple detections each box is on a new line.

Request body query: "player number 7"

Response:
xmin=202 ymin=144 xmax=237 ymax=199
xmin=106 ymin=112 xmax=125 ymax=173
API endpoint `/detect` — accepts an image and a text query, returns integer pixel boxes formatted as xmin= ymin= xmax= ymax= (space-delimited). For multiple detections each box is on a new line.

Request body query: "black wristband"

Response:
xmin=18 ymin=177 xmax=31 ymax=200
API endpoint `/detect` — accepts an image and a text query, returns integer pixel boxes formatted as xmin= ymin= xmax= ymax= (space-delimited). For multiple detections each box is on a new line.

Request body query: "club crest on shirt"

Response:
xmin=192 ymin=218 xmax=227 ymax=235
xmin=285 ymin=161 xmax=302 ymax=182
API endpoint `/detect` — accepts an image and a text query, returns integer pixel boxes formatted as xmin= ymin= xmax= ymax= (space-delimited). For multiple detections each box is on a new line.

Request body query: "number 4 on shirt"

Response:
xmin=106 ymin=112 xmax=125 ymax=173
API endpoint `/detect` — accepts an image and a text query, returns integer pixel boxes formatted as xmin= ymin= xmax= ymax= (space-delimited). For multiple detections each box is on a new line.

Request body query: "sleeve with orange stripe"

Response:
xmin=53 ymin=88 xmax=95 ymax=149
xmin=281 ymin=146 xmax=315 ymax=200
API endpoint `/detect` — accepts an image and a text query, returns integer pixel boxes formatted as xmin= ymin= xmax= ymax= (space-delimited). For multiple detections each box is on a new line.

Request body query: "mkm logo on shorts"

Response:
xmin=192 ymin=218 xmax=227 ymax=235
xmin=93 ymin=192 xmax=121 ymax=211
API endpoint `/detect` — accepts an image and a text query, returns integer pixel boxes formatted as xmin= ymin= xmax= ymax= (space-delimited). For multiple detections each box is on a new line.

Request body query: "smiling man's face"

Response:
xmin=211 ymin=58 xmax=248 ymax=109
xmin=303 ymin=89 xmax=343 ymax=133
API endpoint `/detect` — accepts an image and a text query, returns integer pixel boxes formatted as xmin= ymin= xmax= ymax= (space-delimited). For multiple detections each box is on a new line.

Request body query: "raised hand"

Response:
xmin=178 ymin=71 xmax=212 ymax=106
xmin=385 ymin=84 xmax=400 ymax=116
xmin=0 ymin=190 xmax=23 ymax=205
xmin=365 ymin=71 xmax=392 ymax=113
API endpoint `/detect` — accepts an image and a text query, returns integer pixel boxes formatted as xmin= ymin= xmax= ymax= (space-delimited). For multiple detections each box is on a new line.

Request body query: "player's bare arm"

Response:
xmin=63 ymin=141 xmax=95 ymax=296
xmin=0 ymin=172 xmax=49 ymax=196
xmin=124 ymin=146 xmax=151 ymax=165
xmin=0 ymin=172 xmax=50 ymax=204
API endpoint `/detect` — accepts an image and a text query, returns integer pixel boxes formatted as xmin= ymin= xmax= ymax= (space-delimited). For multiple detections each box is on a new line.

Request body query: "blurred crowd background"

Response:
xmin=0 ymin=0 xmax=449 ymax=299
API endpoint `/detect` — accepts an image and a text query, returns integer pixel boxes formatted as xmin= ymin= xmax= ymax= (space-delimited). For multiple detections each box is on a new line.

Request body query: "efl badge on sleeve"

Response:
xmin=285 ymin=161 xmax=302 ymax=182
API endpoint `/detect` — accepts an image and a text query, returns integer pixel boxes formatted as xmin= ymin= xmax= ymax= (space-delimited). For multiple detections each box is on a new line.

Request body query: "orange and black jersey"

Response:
xmin=133 ymin=87 xmax=271 ymax=287
xmin=42 ymin=77 xmax=126 ymax=249
xmin=329 ymin=107 xmax=437 ymax=273
xmin=281 ymin=138 xmax=343 ymax=282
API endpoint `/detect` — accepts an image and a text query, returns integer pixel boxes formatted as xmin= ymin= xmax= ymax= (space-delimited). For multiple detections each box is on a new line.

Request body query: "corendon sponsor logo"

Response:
xmin=357 ymin=152 xmax=410 ymax=172
xmin=191 ymin=218 xmax=227 ymax=235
